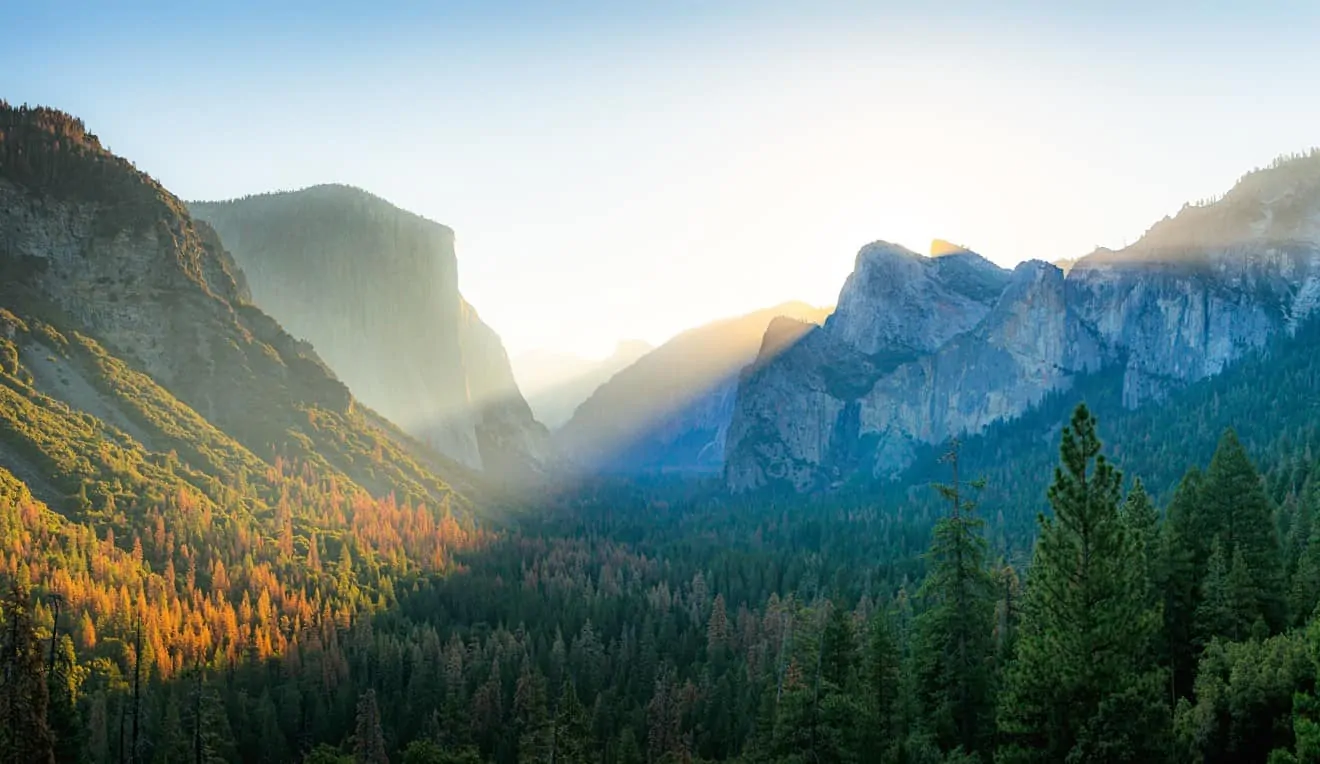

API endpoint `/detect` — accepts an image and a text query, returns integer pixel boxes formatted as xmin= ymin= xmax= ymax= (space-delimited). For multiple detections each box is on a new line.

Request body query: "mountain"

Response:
xmin=0 ymin=100 xmax=484 ymax=535
xmin=513 ymin=339 xmax=652 ymax=429
xmin=189 ymin=187 xmax=549 ymax=478
xmin=727 ymin=150 xmax=1320 ymax=492
xmin=556 ymin=301 xmax=830 ymax=474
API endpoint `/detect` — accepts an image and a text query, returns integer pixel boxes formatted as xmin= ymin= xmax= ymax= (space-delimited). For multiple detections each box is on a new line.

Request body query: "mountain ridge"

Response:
xmin=725 ymin=150 xmax=1320 ymax=492
xmin=189 ymin=185 xmax=551 ymax=479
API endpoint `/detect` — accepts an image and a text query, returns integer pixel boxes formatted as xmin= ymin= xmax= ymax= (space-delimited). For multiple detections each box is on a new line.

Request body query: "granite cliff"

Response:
xmin=191 ymin=187 xmax=550 ymax=477
xmin=726 ymin=151 xmax=1320 ymax=491
xmin=0 ymin=102 xmax=477 ymax=506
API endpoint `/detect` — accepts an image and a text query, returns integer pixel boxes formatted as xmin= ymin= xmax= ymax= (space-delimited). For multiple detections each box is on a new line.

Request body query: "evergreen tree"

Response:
xmin=1197 ymin=538 xmax=1241 ymax=643
xmin=1161 ymin=468 xmax=1205 ymax=701
xmin=996 ymin=404 xmax=1164 ymax=764
xmin=514 ymin=665 xmax=552 ymax=764
xmin=616 ymin=727 xmax=643 ymax=764
xmin=354 ymin=689 xmax=389 ymax=764
xmin=1123 ymin=478 xmax=1161 ymax=608
xmin=820 ymin=603 xmax=856 ymax=691
xmin=0 ymin=583 xmax=55 ymax=764
xmin=913 ymin=442 xmax=996 ymax=757
xmin=1291 ymin=478 xmax=1320 ymax=624
xmin=46 ymin=634 xmax=84 ymax=763
xmin=553 ymin=680 xmax=591 ymax=764
xmin=305 ymin=744 xmax=355 ymax=764
xmin=860 ymin=611 xmax=902 ymax=763
xmin=152 ymin=694 xmax=189 ymax=764
xmin=1200 ymin=429 xmax=1287 ymax=632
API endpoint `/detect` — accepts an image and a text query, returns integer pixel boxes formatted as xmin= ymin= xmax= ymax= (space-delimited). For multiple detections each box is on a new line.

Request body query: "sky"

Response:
xmin=4 ymin=1 xmax=1320 ymax=359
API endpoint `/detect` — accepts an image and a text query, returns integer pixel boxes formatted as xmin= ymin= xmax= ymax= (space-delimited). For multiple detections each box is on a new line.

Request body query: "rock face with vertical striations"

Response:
xmin=726 ymin=151 xmax=1320 ymax=492
xmin=0 ymin=102 xmax=476 ymax=506
xmin=191 ymin=186 xmax=550 ymax=478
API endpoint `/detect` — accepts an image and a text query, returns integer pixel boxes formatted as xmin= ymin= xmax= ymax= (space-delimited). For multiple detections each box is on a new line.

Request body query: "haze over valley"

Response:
xmin=5 ymin=3 xmax=1320 ymax=763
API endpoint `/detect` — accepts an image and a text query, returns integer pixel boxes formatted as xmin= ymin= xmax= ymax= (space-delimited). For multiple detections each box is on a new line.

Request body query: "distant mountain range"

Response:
xmin=726 ymin=150 xmax=1320 ymax=492
xmin=7 ymin=99 xmax=1320 ymax=509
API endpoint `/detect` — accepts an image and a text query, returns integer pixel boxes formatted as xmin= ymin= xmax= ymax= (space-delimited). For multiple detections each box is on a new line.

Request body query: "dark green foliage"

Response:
xmin=552 ymin=681 xmax=590 ymax=764
xmin=0 ymin=583 xmax=55 ymax=764
xmin=1199 ymin=430 xmax=1287 ymax=633
xmin=1175 ymin=631 xmax=1314 ymax=763
xmin=354 ymin=689 xmax=389 ymax=764
xmin=912 ymin=443 xmax=996 ymax=757
xmin=860 ymin=611 xmax=902 ymax=762
xmin=46 ymin=634 xmax=84 ymax=763
xmin=1163 ymin=470 xmax=1206 ymax=699
xmin=996 ymin=404 xmax=1162 ymax=764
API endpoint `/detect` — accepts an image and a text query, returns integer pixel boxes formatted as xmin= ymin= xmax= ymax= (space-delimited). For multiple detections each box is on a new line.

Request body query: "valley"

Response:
xmin=4 ymin=99 xmax=1320 ymax=764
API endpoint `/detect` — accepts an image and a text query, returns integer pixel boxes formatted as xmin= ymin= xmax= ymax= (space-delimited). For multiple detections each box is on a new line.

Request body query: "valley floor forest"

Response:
xmin=7 ymin=398 xmax=1320 ymax=764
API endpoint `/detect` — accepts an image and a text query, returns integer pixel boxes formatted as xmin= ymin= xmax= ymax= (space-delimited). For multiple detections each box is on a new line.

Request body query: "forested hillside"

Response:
xmin=11 ymin=390 xmax=1320 ymax=763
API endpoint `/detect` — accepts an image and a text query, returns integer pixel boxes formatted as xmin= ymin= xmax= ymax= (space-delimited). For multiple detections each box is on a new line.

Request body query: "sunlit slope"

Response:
xmin=0 ymin=102 xmax=483 ymax=510
xmin=514 ymin=340 xmax=653 ymax=430
xmin=556 ymin=302 xmax=829 ymax=474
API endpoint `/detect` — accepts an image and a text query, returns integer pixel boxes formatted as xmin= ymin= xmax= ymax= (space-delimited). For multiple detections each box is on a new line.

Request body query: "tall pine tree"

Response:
xmin=996 ymin=404 xmax=1164 ymax=764
xmin=913 ymin=441 xmax=996 ymax=758
xmin=353 ymin=689 xmax=389 ymax=764
xmin=0 ymin=583 xmax=54 ymax=764
xmin=1198 ymin=429 xmax=1286 ymax=634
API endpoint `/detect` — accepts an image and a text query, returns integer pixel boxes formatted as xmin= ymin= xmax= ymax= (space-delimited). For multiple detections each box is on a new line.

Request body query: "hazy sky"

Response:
xmin=5 ymin=1 xmax=1320 ymax=358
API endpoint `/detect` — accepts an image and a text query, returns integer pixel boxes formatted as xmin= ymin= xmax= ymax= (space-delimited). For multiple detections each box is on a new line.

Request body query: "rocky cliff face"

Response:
xmin=191 ymin=186 xmax=550 ymax=476
xmin=557 ymin=302 xmax=829 ymax=474
xmin=0 ymin=108 xmax=351 ymax=441
xmin=0 ymin=104 xmax=474 ymax=505
xmin=726 ymin=151 xmax=1320 ymax=491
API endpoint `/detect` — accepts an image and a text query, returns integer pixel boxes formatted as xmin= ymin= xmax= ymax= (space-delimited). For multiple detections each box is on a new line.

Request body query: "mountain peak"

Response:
xmin=930 ymin=238 xmax=974 ymax=257
xmin=1107 ymin=147 xmax=1320 ymax=263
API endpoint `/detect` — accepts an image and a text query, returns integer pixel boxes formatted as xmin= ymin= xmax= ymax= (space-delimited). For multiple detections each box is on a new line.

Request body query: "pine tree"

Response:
xmin=46 ymin=634 xmax=85 ymax=764
xmin=860 ymin=611 xmax=902 ymax=763
xmin=1197 ymin=538 xmax=1240 ymax=643
xmin=995 ymin=404 xmax=1164 ymax=764
xmin=913 ymin=441 xmax=996 ymax=757
xmin=707 ymin=594 xmax=729 ymax=657
xmin=820 ymin=603 xmax=855 ymax=691
xmin=1123 ymin=478 xmax=1161 ymax=607
xmin=553 ymin=680 xmax=591 ymax=764
xmin=353 ymin=689 xmax=389 ymax=764
xmin=1161 ymin=469 xmax=1204 ymax=700
xmin=0 ymin=583 xmax=55 ymax=764
xmin=152 ymin=693 xmax=189 ymax=764
xmin=616 ymin=727 xmax=643 ymax=764
xmin=514 ymin=665 xmax=552 ymax=764
xmin=1200 ymin=429 xmax=1286 ymax=632
xmin=1290 ymin=477 xmax=1320 ymax=624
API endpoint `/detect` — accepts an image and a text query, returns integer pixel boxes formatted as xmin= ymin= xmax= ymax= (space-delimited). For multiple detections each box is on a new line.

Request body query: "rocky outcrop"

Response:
xmin=0 ymin=109 xmax=352 ymax=443
xmin=191 ymin=186 xmax=550 ymax=476
xmin=828 ymin=241 xmax=1011 ymax=358
xmin=557 ymin=302 xmax=829 ymax=474
xmin=0 ymin=104 xmax=477 ymax=505
xmin=727 ymin=151 xmax=1320 ymax=491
